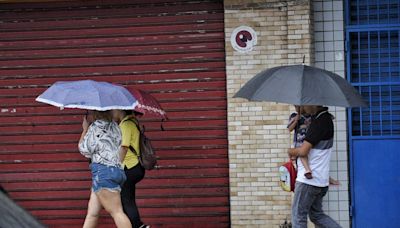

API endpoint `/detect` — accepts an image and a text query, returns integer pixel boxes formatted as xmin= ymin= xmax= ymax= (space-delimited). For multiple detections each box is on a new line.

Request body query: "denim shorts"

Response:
xmin=90 ymin=163 xmax=126 ymax=193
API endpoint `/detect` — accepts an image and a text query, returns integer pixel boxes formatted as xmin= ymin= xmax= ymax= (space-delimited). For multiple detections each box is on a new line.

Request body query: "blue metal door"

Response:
xmin=346 ymin=1 xmax=400 ymax=227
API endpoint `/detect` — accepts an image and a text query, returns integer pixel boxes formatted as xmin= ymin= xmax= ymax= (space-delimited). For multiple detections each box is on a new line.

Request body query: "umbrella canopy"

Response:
xmin=234 ymin=64 xmax=367 ymax=107
xmin=129 ymin=88 xmax=167 ymax=119
xmin=36 ymin=80 xmax=138 ymax=111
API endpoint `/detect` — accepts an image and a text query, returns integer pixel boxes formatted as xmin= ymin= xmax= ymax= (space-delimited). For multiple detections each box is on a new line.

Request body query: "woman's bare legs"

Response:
xmin=83 ymin=191 xmax=102 ymax=228
xmin=97 ymin=189 xmax=132 ymax=228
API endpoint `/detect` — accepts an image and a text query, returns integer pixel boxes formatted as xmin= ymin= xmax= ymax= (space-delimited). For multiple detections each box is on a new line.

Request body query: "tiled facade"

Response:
xmin=225 ymin=0 xmax=350 ymax=227
xmin=313 ymin=1 xmax=350 ymax=227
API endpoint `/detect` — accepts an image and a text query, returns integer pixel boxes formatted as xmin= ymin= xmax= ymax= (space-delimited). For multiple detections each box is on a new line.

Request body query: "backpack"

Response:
xmin=279 ymin=160 xmax=297 ymax=192
xmin=126 ymin=119 xmax=158 ymax=170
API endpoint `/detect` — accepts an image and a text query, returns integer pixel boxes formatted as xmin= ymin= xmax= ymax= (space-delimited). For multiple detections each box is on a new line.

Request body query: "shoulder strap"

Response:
xmin=122 ymin=117 xmax=138 ymax=127
xmin=129 ymin=145 xmax=139 ymax=157
xmin=315 ymin=110 xmax=328 ymax=119
xmin=123 ymin=117 xmax=145 ymax=133
xmin=122 ymin=117 xmax=141 ymax=157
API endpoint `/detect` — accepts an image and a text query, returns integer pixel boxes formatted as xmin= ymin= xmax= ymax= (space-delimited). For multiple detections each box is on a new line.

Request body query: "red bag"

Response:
xmin=279 ymin=160 xmax=297 ymax=192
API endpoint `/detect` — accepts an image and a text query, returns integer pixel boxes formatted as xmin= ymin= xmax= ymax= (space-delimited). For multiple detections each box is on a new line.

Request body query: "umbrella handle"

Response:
xmin=161 ymin=118 xmax=165 ymax=131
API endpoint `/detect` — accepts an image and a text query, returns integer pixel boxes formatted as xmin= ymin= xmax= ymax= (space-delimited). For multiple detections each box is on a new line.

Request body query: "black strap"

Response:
xmin=129 ymin=145 xmax=139 ymax=157
xmin=122 ymin=118 xmax=141 ymax=157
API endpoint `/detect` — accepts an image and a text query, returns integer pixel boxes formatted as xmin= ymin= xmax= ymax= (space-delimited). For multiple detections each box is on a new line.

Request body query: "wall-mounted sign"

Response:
xmin=230 ymin=26 xmax=257 ymax=53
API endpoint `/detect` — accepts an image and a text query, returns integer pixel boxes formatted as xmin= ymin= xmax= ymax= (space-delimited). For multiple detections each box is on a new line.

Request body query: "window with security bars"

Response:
xmin=349 ymin=30 xmax=400 ymax=136
xmin=349 ymin=0 xmax=400 ymax=25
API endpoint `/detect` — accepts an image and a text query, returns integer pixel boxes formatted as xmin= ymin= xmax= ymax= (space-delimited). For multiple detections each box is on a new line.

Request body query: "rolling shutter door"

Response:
xmin=0 ymin=1 xmax=229 ymax=227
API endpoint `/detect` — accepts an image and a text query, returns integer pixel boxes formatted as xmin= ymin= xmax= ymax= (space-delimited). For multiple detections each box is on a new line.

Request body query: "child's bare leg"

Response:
xmin=329 ymin=177 xmax=340 ymax=185
xmin=300 ymin=157 xmax=313 ymax=179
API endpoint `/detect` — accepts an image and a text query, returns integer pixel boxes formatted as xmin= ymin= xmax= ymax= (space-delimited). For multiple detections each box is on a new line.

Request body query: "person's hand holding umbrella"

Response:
xmin=234 ymin=64 xmax=368 ymax=170
xmin=79 ymin=115 xmax=90 ymax=144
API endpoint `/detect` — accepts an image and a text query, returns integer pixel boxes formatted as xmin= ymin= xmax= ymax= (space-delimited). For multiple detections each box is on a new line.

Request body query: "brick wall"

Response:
xmin=224 ymin=0 xmax=314 ymax=226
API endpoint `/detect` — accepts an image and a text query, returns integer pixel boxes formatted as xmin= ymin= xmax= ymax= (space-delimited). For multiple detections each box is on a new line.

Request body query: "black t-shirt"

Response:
xmin=304 ymin=110 xmax=334 ymax=146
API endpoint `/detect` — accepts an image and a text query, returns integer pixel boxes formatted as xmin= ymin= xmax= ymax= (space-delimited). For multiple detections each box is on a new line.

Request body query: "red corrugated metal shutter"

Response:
xmin=0 ymin=1 xmax=228 ymax=227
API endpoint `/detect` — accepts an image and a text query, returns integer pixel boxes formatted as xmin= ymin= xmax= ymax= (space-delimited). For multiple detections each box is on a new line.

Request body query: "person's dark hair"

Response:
xmin=133 ymin=110 xmax=143 ymax=117
xmin=133 ymin=110 xmax=143 ymax=116
xmin=321 ymin=106 xmax=335 ymax=119
xmin=93 ymin=110 xmax=112 ymax=122
xmin=120 ymin=109 xmax=142 ymax=117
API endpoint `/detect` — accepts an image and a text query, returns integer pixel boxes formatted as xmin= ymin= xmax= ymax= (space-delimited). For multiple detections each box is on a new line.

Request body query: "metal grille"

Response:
xmin=349 ymin=0 xmax=400 ymax=25
xmin=349 ymin=30 xmax=400 ymax=136
xmin=348 ymin=1 xmax=400 ymax=136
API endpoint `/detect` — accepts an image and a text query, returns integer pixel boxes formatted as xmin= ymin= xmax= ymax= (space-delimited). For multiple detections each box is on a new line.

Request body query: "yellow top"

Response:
xmin=119 ymin=115 xmax=140 ymax=169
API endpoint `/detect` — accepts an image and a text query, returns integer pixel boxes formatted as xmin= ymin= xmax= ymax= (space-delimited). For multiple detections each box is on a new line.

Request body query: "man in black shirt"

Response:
xmin=288 ymin=106 xmax=341 ymax=228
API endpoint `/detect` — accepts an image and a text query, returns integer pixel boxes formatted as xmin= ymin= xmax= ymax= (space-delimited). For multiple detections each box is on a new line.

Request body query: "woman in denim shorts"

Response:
xmin=79 ymin=111 xmax=131 ymax=228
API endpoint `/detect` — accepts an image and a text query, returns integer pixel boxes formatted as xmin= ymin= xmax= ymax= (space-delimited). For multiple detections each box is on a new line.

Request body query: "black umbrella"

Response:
xmin=234 ymin=64 xmax=367 ymax=107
